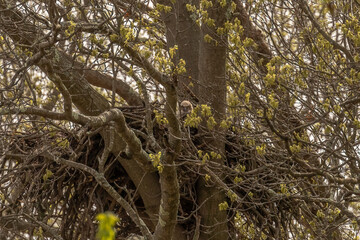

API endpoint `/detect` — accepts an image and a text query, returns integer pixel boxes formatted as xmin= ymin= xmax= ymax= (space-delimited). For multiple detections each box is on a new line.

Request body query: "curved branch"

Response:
xmin=0 ymin=106 xmax=87 ymax=124
xmin=84 ymin=69 xmax=144 ymax=106
xmin=116 ymin=39 xmax=171 ymax=86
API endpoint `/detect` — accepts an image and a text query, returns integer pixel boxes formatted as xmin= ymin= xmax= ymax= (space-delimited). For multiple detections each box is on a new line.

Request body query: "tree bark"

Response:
xmin=197 ymin=2 xmax=229 ymax=239
xmin=159 ymin=0 xmax=200 ymax=102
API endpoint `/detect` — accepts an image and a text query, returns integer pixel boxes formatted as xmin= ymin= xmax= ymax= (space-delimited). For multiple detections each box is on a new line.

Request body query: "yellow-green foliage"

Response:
xmin=198 ymin=150 xmax=221 ymax=164
xmin=184 ymin=104 xmax=218 ymax=129
xmin=227 ymin=190 xmax=238 ymax=202
xmin=204 ymin=174 xmax=211 ymax=181
xmin=149 ymin=151 xmax=163 ymax=173
xmin=218 ymin=201 xmax=229 ymax=211
xmin=43 ymin=169 xmax=54 ymax=182
xmin=155 ymin=3 xmax=172 ymax=13
xmin=33 ymin=227 xmax=44 ymax=239
xmin=96 ymin=212 xmax=119 ymax=240
xmin=65 ymin=20 xmax=76 ymax=37
xmin=153 ymin=110 xmax=169 ymax=125
xmin=256 ymin=143 xmax=266 ymax=156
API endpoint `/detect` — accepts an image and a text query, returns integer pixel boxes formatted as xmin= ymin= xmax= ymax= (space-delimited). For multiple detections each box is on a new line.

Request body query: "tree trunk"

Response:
xmin=159 ymin=0 xmax=200 ymax=102
xmin=197 ymin=2 xmax=229 ymax=239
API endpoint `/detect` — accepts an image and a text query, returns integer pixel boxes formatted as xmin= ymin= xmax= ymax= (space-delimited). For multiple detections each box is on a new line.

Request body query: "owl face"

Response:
xmin=180 ymin=100 xmax=193 ymax=119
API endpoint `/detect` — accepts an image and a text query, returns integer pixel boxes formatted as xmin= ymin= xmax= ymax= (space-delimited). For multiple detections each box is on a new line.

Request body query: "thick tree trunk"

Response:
xmin=159 ymin=0 xmax=200 ymax=101
xmin=197 ymin=2 xmax=229 ymax=240
xmin=160 ymin=1 xmax=229 ymax=239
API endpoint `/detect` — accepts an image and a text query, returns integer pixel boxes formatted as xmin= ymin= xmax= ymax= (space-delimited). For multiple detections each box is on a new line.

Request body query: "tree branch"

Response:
xmin=234 ymin=0 xmax=273 ymax=73
xmin=41 ymin=151 xmax=153 ymax=240
xmin=153 ymin=84 xmax=181 ymax=240
xmin=297 ymin=0 xmax=355 ymax=64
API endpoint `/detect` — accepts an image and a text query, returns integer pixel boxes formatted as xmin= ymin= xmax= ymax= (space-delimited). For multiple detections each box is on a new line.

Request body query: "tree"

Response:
xmin=1 ymin=0 xmax=360 ymax=239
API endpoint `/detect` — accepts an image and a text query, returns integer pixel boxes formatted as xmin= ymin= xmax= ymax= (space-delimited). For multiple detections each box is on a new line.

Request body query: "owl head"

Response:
xmin=179 ymin=100 xmax=193 ymax=119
